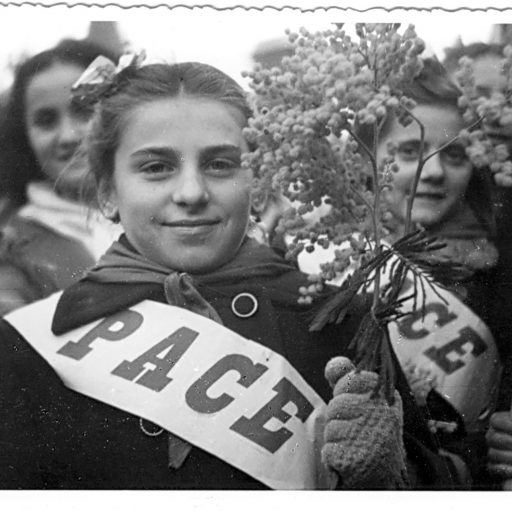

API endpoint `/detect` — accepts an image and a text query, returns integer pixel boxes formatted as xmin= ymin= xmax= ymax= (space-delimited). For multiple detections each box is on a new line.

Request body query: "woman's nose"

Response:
xmin=171 ymin=166 xmax=210 ymax=207
xmin=57 ymin=115 xmax=86 ymax=146
xmin=420 ymin=152 xmax=445 ymax=183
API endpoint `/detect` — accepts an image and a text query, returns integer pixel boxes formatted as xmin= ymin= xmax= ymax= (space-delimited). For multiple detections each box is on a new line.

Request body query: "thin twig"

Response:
xmin=346 ymin=127 xmax=377 ymax=171
xmin=399 ymin=104 xmax=426 ymax=234
xmin=350 ymin=185 xmax=374 ymax=216
xmin=371 ymin=120 xmax=383 ymax=314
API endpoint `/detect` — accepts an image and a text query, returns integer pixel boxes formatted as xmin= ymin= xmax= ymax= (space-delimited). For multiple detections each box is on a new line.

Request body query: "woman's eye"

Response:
xmin=31 ymin=109 xmax=58 ymax=130
xmin=397 ymin=141 xmax=420 ymax=161
xmin=442 ymin=145 xmax=468 ymax=166
xmin=140 ymin=162 xmax=174 ymax=175
xmin=206 ymin=159 xmax=237 ymax=174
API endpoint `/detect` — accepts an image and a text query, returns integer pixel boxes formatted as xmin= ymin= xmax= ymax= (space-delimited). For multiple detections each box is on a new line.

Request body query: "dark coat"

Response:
xmin=0 ymin=215 xmax=95 ymax=315
xmin=0 ymin=261 xmax=456 ymax=490
xmin=416 ymin=265 xmax=504 ymax=489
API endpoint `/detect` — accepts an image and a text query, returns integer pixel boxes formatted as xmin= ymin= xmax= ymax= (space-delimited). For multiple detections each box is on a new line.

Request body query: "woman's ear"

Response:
xmin=102 ymin=202 xmax=120 ymax=223
xmin=98 ymin=181 xmax=120 ymax=223
xmin=252 ymin=190 xmax=291 ymax=235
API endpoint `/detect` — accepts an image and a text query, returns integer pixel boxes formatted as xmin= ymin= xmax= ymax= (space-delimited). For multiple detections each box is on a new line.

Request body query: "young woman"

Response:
xmin=0 ymin=39 xmax=121 ymax=315
xmin=292 ymin=58 xmax=505 ymax=488
xmin=0 ymin=59 xmax=457 ymax=490
xmin=381 ymin=60 xmax=506 ymax=489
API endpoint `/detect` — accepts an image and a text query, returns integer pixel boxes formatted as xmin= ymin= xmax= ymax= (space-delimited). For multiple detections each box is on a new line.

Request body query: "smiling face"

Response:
xmin=24 ymin=62 xmax=91 ymax=194
xmin=108 ymin=96 xmax=253 ymax=273
xmin=378 ymin=104 xmax=473 ymax=229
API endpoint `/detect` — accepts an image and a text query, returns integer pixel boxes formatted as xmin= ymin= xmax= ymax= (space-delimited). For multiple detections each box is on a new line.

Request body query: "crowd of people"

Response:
xmin=0 ymin=29 xmax=511 ymax=491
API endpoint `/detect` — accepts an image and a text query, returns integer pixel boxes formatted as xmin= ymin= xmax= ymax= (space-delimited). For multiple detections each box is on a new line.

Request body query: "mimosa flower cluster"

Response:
xmin=242 ymin=24 xmax=426 ymax=281
xmin=455 ymin=46 xmax=512 ymax=187
xmin=241 ymin=24 xmax=510 ymax=401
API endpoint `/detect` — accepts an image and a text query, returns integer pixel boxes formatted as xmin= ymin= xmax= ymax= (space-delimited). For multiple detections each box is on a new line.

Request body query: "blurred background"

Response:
xmin=1 ymin=11 xmax=512 ymax=96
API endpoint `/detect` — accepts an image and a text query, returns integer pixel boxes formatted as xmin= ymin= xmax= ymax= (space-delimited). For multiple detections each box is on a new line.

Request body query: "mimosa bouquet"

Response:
xmin=242 ymin=23 xmax=512 ymax=402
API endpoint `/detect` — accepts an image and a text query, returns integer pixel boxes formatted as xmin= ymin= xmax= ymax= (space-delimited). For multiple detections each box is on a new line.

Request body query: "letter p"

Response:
xmin=57 ymin=310 xmax=144 ymax=360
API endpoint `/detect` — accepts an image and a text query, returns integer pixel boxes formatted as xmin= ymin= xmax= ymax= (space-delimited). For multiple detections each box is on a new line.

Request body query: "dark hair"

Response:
xmin=0 ymin=38 xmax=119 ymax=207
xmin=84 ymin=61 xmax=252 ymax=209
xmin=359 ymin=58 xmax=495 ymax=235
xmin=443 ymin=42 xmax=504 ymax=75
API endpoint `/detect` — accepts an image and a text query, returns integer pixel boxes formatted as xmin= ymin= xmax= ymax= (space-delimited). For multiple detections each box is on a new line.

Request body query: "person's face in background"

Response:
xmin=378 ymin=104 xmax=473 ymax=229
xmin=452 ymin=52 xmax=512 ymax=148
xmin=108 ymin=96 xmax=253 ymax=273
xmin=471 ymin=54 xmax=507 ymax=98
xmin=474 ymin=54 xmax=512 ymax=148
xmin=24 ymin=61 xmax=90 ymax=198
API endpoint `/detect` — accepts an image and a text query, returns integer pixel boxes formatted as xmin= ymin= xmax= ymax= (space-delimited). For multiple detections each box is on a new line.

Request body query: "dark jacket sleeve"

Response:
xmin=0 ymin=319 xmax=52 ymax=487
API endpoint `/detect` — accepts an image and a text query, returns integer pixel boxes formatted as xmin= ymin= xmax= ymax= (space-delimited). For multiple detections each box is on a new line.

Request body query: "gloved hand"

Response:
xmin=486 ymin=411 xmax=512 ymax=489
xmin=321 ymin=356 xmax=409 ymax=489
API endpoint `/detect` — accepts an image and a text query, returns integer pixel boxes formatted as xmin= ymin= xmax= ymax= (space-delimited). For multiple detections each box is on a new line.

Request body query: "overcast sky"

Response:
xmin=0 ymin=5 xmax=503 ymax=92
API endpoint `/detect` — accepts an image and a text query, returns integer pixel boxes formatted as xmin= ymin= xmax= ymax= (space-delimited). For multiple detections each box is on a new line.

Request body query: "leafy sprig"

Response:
xmin=243 ymin=24 xmax=503 ymax=403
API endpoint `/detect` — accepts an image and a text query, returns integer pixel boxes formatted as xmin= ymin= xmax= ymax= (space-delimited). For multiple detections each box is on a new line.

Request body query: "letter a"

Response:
xmin=111 ymin=326 xmax=198 ymax=392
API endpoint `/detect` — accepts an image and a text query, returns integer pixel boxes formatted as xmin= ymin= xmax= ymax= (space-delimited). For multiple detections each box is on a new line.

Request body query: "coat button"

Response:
xmin=139 ymin=418 xmax=165 ymax=437
xmin=231 ymin=292 xmax=258 ymax=318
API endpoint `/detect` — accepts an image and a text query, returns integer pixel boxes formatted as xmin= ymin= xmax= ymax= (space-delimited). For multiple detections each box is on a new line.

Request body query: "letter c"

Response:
xmin=185 ymin=354 xmax=268 ymax=413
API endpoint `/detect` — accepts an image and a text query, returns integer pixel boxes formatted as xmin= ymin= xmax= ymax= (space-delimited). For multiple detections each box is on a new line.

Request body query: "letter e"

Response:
xmin=424 ymin=326 xmax=487 ymax=374
xmin=230 ymin=378 xmax=314 ymax=453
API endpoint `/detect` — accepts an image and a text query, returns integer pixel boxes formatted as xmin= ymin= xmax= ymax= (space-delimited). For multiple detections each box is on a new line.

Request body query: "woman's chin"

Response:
xmin=48 ymin=158 xmax=88 ymax=198
xmin=390 ymin=206 xmax=447 ymax=231
xmin=53 ymin=179 xmax=84 ymax=201
xmin=155 ymin=249 xmax=230 ymax=275
xmin=411 ymin=211 xmax=447 ymax=230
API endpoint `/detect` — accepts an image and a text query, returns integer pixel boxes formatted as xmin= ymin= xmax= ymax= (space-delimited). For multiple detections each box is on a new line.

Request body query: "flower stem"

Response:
xmin=402 ymin=106 xmax=425 ymax=235
xmin=371 ymin=120 xmax=382 ymax=314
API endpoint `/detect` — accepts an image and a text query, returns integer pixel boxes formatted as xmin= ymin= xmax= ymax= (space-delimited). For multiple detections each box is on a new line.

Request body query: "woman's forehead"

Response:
xmin=25 ymin=63 xmax=85 ymax=116
xmin=118 ymin=97 xmax=248 ymax=153
xmin=382 ymin=103 xmax=464 ymax=142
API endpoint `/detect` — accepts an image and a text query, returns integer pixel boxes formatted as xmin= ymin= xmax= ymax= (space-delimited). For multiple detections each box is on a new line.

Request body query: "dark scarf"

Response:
xmin=60 ymin=235 xmax=298 ymax=470
xmin=85 ymin=234 xmax=296 ymax=321
xmin=424 ymin=205 xmax=498 ymax=271
xmin=387 ymin=204 xmax=498 ymax=272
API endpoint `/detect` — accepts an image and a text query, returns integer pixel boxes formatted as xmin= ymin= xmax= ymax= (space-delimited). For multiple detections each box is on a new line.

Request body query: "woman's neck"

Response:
xmin=388 ymin=203 xmax=487 ymax=241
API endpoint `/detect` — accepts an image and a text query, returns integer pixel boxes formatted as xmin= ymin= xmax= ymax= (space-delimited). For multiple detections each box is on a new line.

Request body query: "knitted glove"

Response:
xmin=487 ymin=411 xmax=512 ymax=489
xmin=321 ymin=356 xmax=409 ymax=489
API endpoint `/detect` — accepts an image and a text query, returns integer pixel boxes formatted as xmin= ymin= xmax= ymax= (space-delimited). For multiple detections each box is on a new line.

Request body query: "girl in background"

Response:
xmin=0 ymin=39 xmax=121 ymax=315
xmin=264 ymin=58 xmax=505 ymax=488
xmin=374 ymin=59 xmax=502 ymax=488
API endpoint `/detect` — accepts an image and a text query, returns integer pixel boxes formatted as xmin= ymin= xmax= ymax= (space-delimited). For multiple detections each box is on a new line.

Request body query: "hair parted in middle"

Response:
xmin=81 ymin=61 xmax=253 ymax=210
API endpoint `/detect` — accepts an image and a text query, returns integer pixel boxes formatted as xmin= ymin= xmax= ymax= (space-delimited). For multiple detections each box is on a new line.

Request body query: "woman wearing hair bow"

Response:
xmin=0 ymin=39 xmax=122 ymax=316
xmin=0 ymin=55 xmax=462 ymax=490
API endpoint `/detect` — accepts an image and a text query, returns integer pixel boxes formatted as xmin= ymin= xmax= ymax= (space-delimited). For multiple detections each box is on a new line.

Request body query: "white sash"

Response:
xmin=387 ymin=273 xmax=501 ymax=432
xmin=297 ymin=241 xmax=502 ymax=432
xmin=5 ymin=293 xmax=333 ymax=490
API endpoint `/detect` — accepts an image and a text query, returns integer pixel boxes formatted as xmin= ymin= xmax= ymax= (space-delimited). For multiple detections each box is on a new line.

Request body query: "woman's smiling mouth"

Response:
xmin=413 ymin=191 xmax=447 ymax=201
xmin=160 ymin=218 xmax=223 ymax=237
xmin=163 ymin=218 xmax=221 ymax=227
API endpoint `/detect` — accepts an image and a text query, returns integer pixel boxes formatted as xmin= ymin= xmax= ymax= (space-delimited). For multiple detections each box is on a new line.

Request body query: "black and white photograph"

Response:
xmin=0 ymin=0 xmax=512 ymax=508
